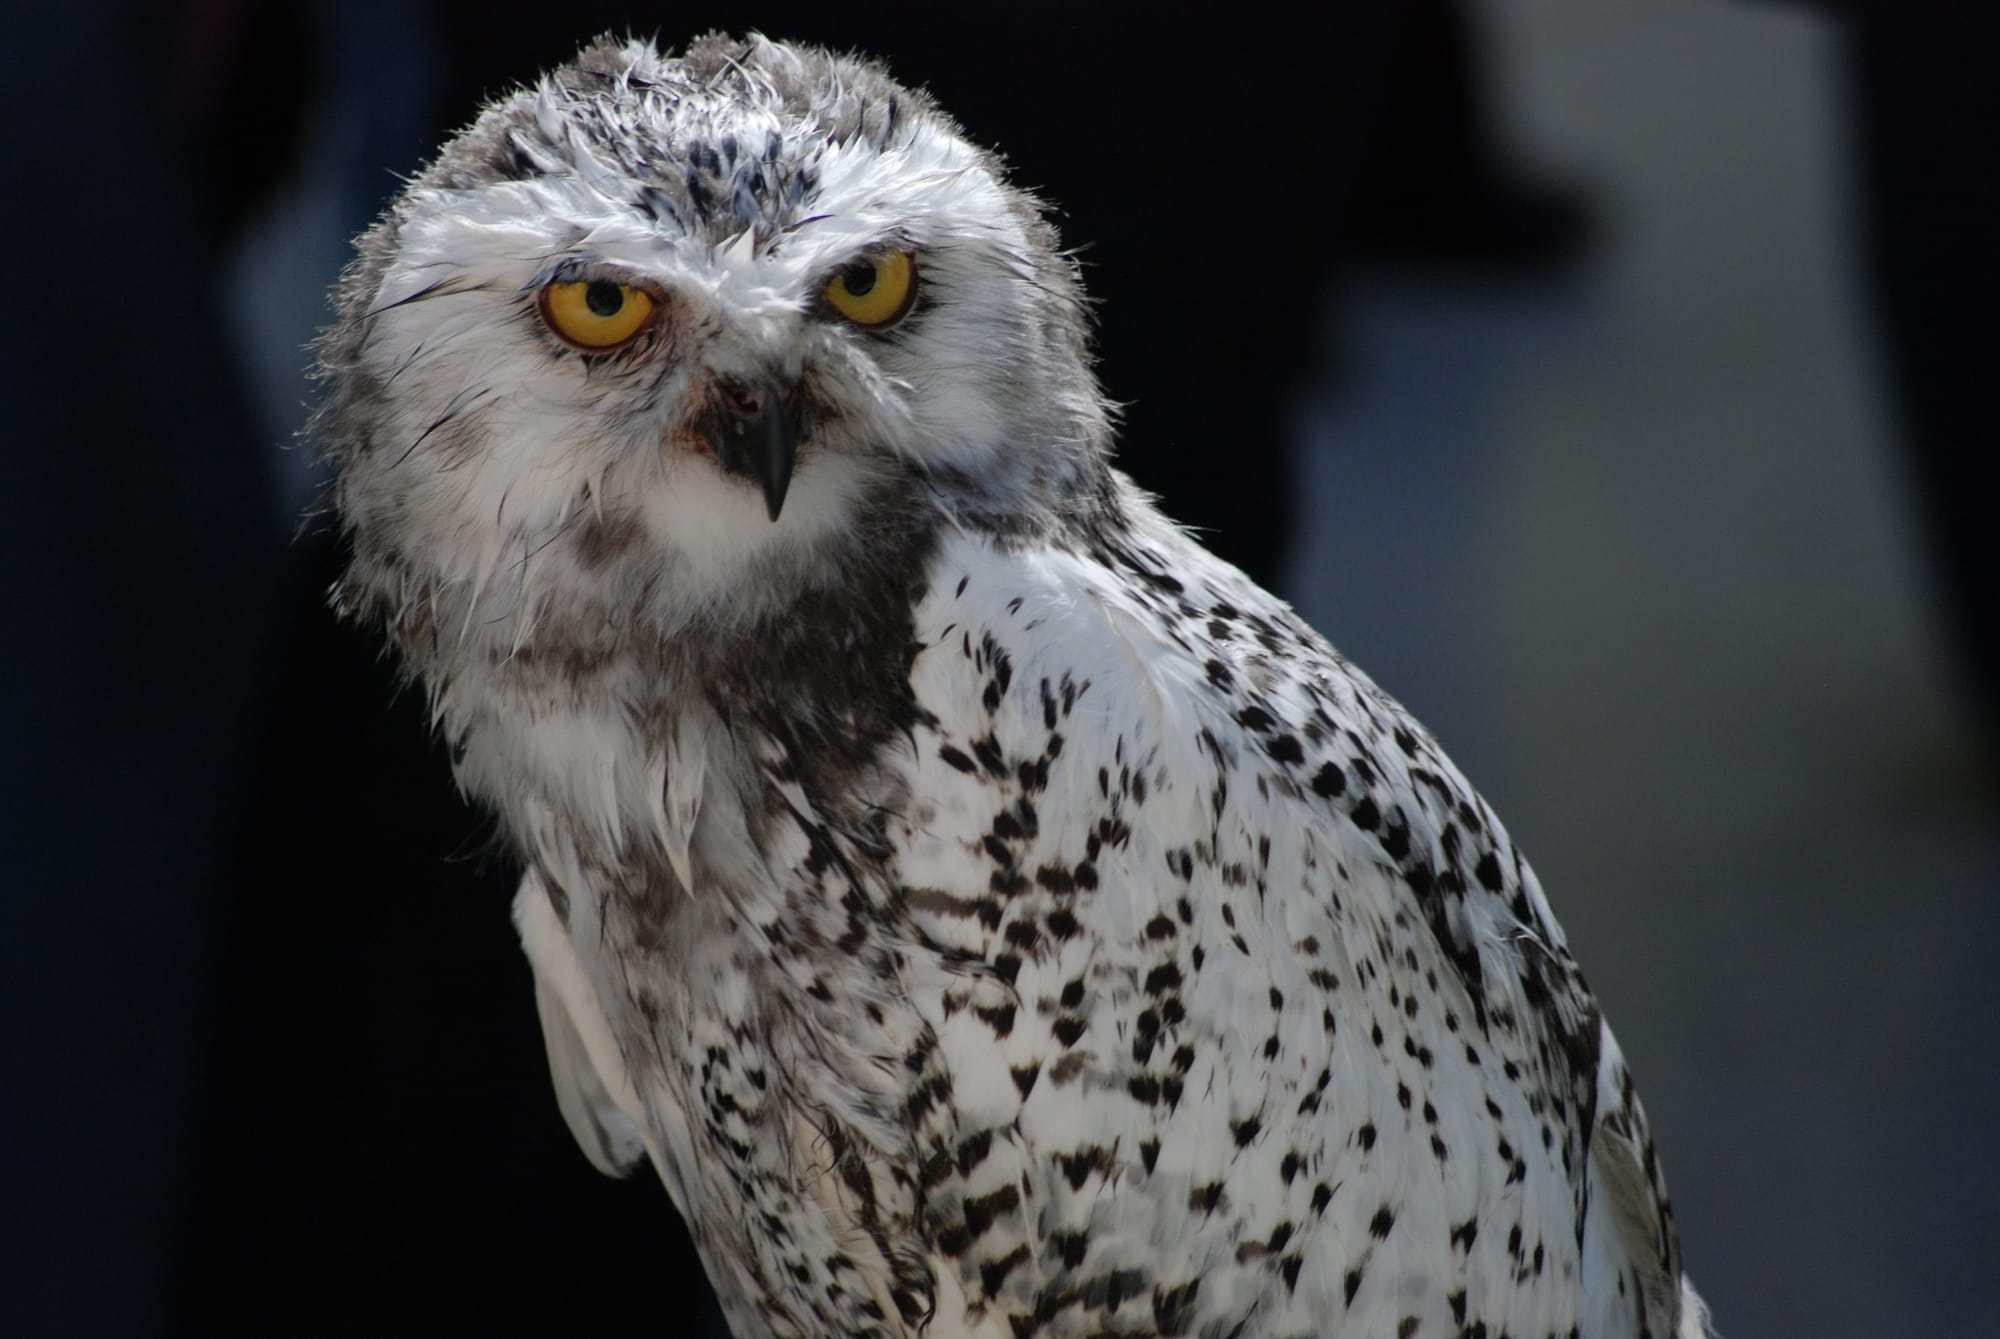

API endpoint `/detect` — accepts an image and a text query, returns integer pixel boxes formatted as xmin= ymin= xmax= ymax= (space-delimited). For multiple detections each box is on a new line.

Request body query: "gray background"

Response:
xmin=1285 ymin=5 xmax=1998 ymax=1334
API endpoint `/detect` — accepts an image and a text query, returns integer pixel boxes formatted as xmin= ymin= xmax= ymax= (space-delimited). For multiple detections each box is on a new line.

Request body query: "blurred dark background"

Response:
xmin=2 ymin=3 xmax=1992 ymax=1336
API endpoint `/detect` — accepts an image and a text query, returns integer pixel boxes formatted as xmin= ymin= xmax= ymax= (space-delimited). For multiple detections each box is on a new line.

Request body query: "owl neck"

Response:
xmin=380 ymin=455 xmax=1137 ymax=880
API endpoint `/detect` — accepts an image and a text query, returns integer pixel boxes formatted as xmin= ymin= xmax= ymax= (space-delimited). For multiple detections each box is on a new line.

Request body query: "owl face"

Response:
xmin=319 ymin=35 xmax=1105 ymax=650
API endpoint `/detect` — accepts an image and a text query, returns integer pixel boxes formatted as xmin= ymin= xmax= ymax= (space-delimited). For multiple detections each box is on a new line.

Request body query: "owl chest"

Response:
xmin=482 ymin=691 xmax=938 ymax=1334
xmin=446 ymin=663 xmax=722 ymax=890
xmin=583 ymin=877 xmax=945 ymax=1339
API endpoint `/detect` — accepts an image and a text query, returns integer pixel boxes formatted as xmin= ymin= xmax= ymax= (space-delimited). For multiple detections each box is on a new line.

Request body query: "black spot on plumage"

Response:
xmin=1057 ymin=1145 xmax=1109 ymax=1190
xmin=955 ymin=1129 xmax=993 ymax=1177
xmin=1000 ymin=916 xmax=1040 ymax=952
xmin=1440 ymin=822 xmax=1464 ymax=864
xmin=1153 ymin=1278 xmax=1200 ymax=1331
xmin=970 ymin=732 xmax=1007 ymax=777
xmin=1382 ymin=811 xmax=1412 ymax=860
xmin=976 ymin=1002 xmax=1016 ymax=1037
xmin=960 ymin=1184 xmax=1021 ymax=1241
xmin=1236 ymin=705 xmax=1275 ymax=733
xmin=1312 ymin=761 xmax=1346 ymax=797
xmin=1094 ymin=1268 xmax=1150 ymax=1312
xmin=1406 ymin=860 xmax=1435 ymax=898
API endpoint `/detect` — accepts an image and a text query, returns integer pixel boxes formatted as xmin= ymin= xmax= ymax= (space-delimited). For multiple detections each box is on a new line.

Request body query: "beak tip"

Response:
xmin=703 ymin=376 xmax=800 ymax=522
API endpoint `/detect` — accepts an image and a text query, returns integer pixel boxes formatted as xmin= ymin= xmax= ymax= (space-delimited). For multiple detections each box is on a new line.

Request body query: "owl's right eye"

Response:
xmin=538 ymin=279 xmax=657 ymax=351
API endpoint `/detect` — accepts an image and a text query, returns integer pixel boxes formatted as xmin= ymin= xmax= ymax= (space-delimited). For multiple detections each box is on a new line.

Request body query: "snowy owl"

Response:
xmin=316 ymin=32 xmax=1712 ymax=1339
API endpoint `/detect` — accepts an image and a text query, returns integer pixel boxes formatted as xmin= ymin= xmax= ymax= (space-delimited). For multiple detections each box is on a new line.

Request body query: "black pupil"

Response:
xmin=840 ymin=262 xmax=878 ymax=297
xmin=584 ymin=281 xmax=624 ymax=317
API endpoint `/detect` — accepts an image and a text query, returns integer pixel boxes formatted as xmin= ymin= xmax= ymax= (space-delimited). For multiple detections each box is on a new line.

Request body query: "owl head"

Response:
xmin=316 ymin=33 xmax=1111 ymax=666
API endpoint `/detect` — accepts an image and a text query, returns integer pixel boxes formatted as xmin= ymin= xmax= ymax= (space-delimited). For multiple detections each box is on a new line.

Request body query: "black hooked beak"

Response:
xmin=702 ymin=376 xmax=799 ymax=522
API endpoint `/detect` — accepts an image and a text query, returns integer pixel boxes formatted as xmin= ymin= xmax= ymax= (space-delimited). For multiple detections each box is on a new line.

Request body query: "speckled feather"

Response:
xmin=317 ymin=33 xmax=1711 ymax=1339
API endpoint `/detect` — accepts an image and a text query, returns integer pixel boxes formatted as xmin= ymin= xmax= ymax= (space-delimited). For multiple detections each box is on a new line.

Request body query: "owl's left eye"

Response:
xmin=824 ymin=251 xmax=918 ymax=328
xmin=538 ymin=279 xmax=657 ymax=351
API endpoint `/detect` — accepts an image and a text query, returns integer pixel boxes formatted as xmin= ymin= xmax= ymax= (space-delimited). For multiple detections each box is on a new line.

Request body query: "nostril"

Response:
xmin=718 ymin=378 xmax=762 ymax=418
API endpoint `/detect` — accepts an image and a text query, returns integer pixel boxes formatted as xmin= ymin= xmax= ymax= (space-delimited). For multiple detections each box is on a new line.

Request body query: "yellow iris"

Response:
xmin=824 ymin=251 xmax=917 ymax=327
xmin=539 ymin=280 xmax=655 ymax=349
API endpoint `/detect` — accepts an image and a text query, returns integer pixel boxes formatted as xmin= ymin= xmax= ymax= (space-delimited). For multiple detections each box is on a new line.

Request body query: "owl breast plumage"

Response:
xmin=317 ymin=32 xmax=1711 ymax=1339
